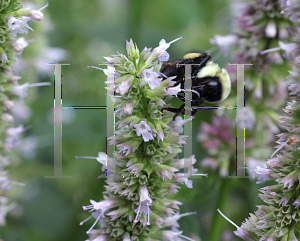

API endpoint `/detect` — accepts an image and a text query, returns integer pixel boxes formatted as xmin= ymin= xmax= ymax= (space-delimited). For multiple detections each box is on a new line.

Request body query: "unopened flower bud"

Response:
xmin=1 ymin=113 xmax=14 ymax=123
xmin=1 ymin=53 xmax=8 ymax=63
xmin=265 ymin=21 xmax=277 ymax=38
xmin=11 ymin=42 xmax=23 ymax=53
xmin=8 ymin=75 xmax=21 ymax=84
xmin=3 ymin=100 xmax=14 ymax=110
xmin=123 ymin=102 xmax=133 ymax=115
xmin=16 ymin=37 xmax=28 ymax=48
xmin=30 ymin=10 xmax=44 ymax=21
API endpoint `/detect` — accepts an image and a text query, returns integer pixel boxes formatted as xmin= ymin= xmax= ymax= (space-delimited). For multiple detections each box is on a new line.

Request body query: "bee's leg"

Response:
xmin=178 ymin=92 xmax=201 ymax=115
xmin=161 ymin=104 xmax=184 ymax=115
xmin=168 ymin=91 xmax=197 ymax=103
xmin=171 ymin=104 xmax=197 ymax=120
xmin=161 ymin=104 xmax=197 ymax=120
xmin=191 ymin=108 xmax=198 ymax=116
xmin=176 ymin=94 xmax=185 ymax=102
xmin=161 ymin=104 xmax=185 ymax=120
xmin=175 ymin=106 xmax=197 ymax=119
xmin=160 ymin=95 xmax=184 ymax=119
xmin=179 ymin=89 xmax=200 ymax=98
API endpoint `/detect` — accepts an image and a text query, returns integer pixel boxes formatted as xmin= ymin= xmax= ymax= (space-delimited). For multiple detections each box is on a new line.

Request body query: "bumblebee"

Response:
xmin=160 ymin=52 xmax=231 ymax=118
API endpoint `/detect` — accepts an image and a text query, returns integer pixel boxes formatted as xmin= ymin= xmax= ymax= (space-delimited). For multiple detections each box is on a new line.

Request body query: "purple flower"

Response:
xmin=246 ymin=157 xmax=267 ymax=180
xmin=0 ymin=171 xmax=11 ymax=190
xmin=133 ymin=186 xmax=153 ymax=225
xmin=1 ymin=53 xmax=8 ymax=63
xmin=133 ymin=120 xmax=154 ymax=142
xmin=293 ymin=198 xmax=300 ymax=208
xmin=210 ymin=34 xmax=238 ymax=57
xmin=255 ymin=166 xmax=271 ymax=184
xmin=11 ymin=82 xmax=50 ymax=102
xmin=242 ymin=107 xmax=256 ymax=130
xmin=161 ymin=230 xmax=183 ymax=241
xmin=123 ymin=102 xmax=133 ymax=115
xmin=7 ymin=16 xmax=33 ymax=36
xmin=146 ymin=37 xmax=183 ymax=64
xmin=81 ymin=199 xmax=115 ymax=234
xmin=233 ymin=227 xmax=255 ymax=241
xmin=175 ymin=166 xmax=202 ymax=189
xmin=197 ymin=116 xmax=234 ymax=150
xmin=166 ymin=84 xmax=181 ymax=97
xmin=116 ymin=79 xmax=130 ymax=95
xmin=5 ymin=125 xmax=29 ymax=151
xmin=281 ymin=170 xmax=298 ymax=189
xmin=116 ymin=143 xmax=132 ymax=156
xmin=141 ymin=67 xmax=162 ymax=89
xmin=164 ymin=211 xmax=196 ymax=232
xmin=279 ymin=41 xmax=299 ymax=59
xmin=75 ymin=152 xmax=107 ymax=172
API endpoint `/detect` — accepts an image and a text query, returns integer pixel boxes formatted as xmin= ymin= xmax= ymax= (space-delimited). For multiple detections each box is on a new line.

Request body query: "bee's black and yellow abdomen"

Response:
xmin=160 ymin=51 xmax=231 ymax=117
xmin=196 ymin=77 xmax=223 ymax=102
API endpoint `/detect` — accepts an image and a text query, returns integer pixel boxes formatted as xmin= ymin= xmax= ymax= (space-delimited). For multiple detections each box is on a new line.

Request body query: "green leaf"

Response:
xmin=143 ymin=163 xmax=153 ymax=178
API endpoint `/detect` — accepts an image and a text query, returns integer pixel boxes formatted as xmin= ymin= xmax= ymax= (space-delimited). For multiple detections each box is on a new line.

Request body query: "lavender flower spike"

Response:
xmin=0 ymin=0 xmax=46 ymax=227
xmin=80 ymin=38 xmax=203 ymax=240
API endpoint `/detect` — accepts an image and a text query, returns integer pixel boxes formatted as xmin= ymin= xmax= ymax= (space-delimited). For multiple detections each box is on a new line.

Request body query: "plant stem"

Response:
xmin=127 ymin=0 xmax=144 ymax=46
xmin=206 ymin=163 xmax=232 ymax=241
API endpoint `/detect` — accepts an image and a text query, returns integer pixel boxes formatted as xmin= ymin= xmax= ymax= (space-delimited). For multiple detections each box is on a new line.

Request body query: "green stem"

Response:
xmin=127 ymin=0 xmax=144 ymax=46
xmin=206 ymin=164 xmax=232 ymax=241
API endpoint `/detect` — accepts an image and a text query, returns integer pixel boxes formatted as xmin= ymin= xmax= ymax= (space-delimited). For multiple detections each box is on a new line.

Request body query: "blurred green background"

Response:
xmin=1 ymin=0 xmax=269 ymax=240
